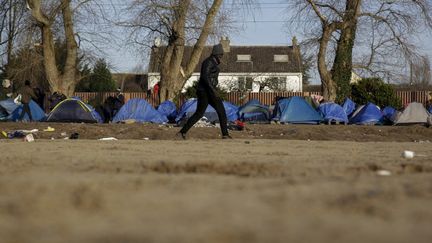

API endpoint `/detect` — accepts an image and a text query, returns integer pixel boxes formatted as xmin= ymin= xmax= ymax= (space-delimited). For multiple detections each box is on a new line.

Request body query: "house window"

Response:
xmin=262 ymin=77 xmax=287 ymax=91
xmin=237 ymin=55 xmax=251 ymax=62
xmin=238 ymin=77 xmax=253 ymax=91
xmin=274 ymin=55 xmax=289 ymax=62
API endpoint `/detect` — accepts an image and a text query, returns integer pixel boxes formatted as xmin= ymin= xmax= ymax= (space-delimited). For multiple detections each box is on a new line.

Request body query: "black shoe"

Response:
xmin=222 ymin=135 xmax=232 ymax=139
xmin=175 ymin=132 xmax=187 ymax=140
xmin=69 ymin=132 xmax=79 ymax=139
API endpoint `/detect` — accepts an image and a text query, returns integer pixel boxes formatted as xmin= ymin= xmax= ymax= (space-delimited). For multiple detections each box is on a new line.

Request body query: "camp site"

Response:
xmin=2 ymin=1 xmax=432 ymax=243
xmin=1 ymin=91 xmax=432 ymax=243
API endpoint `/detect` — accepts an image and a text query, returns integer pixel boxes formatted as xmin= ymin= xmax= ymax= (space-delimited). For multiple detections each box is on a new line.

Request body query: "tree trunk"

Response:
xmin=159 ymin=0 xmax=190 ymax=102
xmin=28 ymin=0 xmax=78 ymax=97
xmin=41 ymin=25 xmax=61 ymax=92
xmin=6 ymin=0 xmax=16 ymax=69
xmin=159 ymin=0 xmax=223 ymax=102
xmin=331 ymin=0 xmax=362 ymax=103
xmin=318 ymin=24 xmax=337 ymax=101
xmin=59 ymin=0 xmax=78 ymax=97
xmin=182 ymin=0 xmax=223 ymax=83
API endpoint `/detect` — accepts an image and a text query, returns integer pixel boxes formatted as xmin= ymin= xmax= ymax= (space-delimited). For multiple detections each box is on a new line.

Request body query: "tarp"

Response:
xmin=46 ymin=98 xmax=102 ymax=123
xmin=392 ymin=102 xmax=431 ymax=125
xmin=349 ymin=102 xmax=383 ymax=125
xmin=318 ymin=102 xmax=348 ymax=124
xmin=273 ymin=96 xmax=323 ymax=124
xmin=9 ymin=100 xmax=46 ymax=121
xmin=175 ymin=98 xmax=238 ymax=123
xmin=238 ymin=99 xmax=270 ymax=123
xmin=112 ymin=98 xmax=168 ymax=124
xmin=157 ymin=100 xmax=178 ymax=121
xmin=342 ymin=98 xmax=356 ymax=117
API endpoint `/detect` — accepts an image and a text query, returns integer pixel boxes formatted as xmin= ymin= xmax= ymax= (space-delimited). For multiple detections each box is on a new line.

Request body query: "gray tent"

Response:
xmin=392 ymin=102 xmax=431 ymax=125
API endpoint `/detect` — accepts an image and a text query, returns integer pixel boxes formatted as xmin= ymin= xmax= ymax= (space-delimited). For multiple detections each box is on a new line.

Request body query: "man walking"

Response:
xmin=177 ymin=44 xmax=231 ymax=139
xmin=18 ymin=80 xmax=37 ymax=121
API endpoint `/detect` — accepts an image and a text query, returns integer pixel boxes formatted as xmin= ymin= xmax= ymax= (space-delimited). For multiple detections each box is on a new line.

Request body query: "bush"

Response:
xmin=183 ymin=81 xmax=228 ymax=100
xmin=351 ymin=78 xmax=401 ymax=109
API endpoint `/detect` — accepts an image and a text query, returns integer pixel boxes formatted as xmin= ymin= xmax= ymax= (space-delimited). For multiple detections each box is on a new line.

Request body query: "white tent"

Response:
xmin=392 ymin=102 xmax=431 ymax=125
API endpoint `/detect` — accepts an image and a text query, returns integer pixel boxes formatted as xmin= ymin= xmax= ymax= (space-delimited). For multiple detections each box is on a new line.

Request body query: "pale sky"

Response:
xmin=104 ymin=1 xmax=432 ymax=85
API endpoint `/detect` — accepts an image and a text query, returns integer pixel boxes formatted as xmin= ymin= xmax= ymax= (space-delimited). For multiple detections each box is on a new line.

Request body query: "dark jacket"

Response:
xmin=198 ymin=55 xmax=220 ymax=94
xmin=0 ymin=86 xmax=13 ymax=100
xmin=18 ymin=86 xmax=37 ymax=104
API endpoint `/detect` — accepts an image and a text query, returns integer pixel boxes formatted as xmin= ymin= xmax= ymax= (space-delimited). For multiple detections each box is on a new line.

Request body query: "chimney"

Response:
xmin=292 ymin=36 xmax=298 ymax=47
xmin=220 ymin=37 xmax=230 ymax=53
xmin=292 ymin=36 xmax=300 ymax=58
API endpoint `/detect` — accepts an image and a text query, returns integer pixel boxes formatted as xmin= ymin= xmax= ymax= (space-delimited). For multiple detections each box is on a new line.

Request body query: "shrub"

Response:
xmin=351 ymin=78 xmax=401 ymax=109
xmin=183 ymin=81 xmax=228 ymax=100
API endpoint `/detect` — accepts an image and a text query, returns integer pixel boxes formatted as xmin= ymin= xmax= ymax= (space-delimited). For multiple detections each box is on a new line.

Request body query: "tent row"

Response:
xmin=1 ymin=96 xmax=431 ymax=126
xmin=0 ymin=98 xmax=102 ymax=123
xmin=175 ymin=96 xmax=432 ymax=126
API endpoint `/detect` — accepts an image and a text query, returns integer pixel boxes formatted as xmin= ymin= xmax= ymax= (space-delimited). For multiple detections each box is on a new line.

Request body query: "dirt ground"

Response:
xmin=1 ymin=123 xmax=432 ymax=243
xmin=1 ymin=122 xmax=432 ymax=142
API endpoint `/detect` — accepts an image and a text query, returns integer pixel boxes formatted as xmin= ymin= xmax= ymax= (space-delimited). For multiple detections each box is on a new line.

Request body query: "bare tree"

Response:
xmin=0 ymin=0 xmax=27 ymax=73
xmin=25 ymin=0 xmax=78 ymax=96
xmin=289 ymin=0 xmax=432 ymax=102
xmin=24 ymin=0 xmax=116 ymax=96
xmin=410 ymin=55 xmax=431 ymax=89
xmin=120 ymin=0 xmax=254 ymax=102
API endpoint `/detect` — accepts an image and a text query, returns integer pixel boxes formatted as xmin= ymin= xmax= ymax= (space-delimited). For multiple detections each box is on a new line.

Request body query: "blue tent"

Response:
xmin=0 ymin=105 xmax=8 ymax=120
xmin=349 ymin=102 xmax=383 ymax=125
xmin=175 ymin=98 xmax=238 ymax=123
xmin=318 ymin=102 xmax=348 ymax=124
xmin=112 ymin=98 xmax=167 ymax=124
xmin=9 ymin=100 xmax=46 ymax=121
xmin=342 ymin=98 xmax=356 ymax=117
xmin=0 ymin=99 xmax=45 ymax=121
xmin=0 ymin=98 xmax=18 ymax=112
xmin=382 ymin=106 xmax=397 ymax=121
xmin=67 ymin=96 xmax=103 ymax=122
xmin=428 ymin=106 xmax=432 ymax=114
xmin=0 ymin=99 xmax=18 ymax=120
xmin=224 ymin=102 xmax=239 ymax=122
xmin=273 ymin=96 xmax=323 ymax=124
xmin=87 ymin=103 xmax=103 ymax=123
xmin=46 ymin=98 xmax=102 ymax=123
xmin=238 ymin=99 xmax=270 ymax=123
xmin=157 ymin=100 xmax=177 ymax=121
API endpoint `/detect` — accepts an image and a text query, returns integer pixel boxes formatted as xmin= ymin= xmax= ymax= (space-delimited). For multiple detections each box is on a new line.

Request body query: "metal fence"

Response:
xmin=74 ymin=91 xmax=432 ymax=107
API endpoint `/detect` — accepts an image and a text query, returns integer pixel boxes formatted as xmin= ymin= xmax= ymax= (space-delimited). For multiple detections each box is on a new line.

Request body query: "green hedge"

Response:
xmin=351 ymin=78 xmax=401 ymax=109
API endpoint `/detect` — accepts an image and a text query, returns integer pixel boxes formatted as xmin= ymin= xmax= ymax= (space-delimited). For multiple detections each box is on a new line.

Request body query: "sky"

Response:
xmin=104 ymin=1 xmax=432 ymax=85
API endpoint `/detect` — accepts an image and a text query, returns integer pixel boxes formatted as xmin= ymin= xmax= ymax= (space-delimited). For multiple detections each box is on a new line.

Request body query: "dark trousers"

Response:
xmin=180 ymin=89 xmax=229 ymax=136
xmin=19 ymin=103 xmax=32 ymax=121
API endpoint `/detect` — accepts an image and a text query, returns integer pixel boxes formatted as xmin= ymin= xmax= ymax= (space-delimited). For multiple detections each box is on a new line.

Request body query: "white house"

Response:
xmin=148 ymin=38 xmax=303 ymax=92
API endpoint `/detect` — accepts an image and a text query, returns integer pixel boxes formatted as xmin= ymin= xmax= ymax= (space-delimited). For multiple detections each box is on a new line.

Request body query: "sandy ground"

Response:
xmin=1 ymin=122 xmax=432 ymax=142
xmin=1 ymin=134 xmax=432 ymax=243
